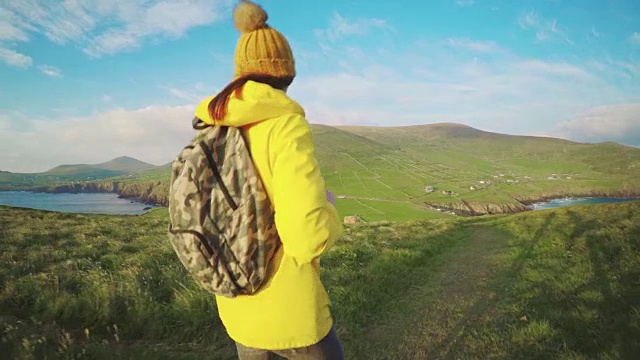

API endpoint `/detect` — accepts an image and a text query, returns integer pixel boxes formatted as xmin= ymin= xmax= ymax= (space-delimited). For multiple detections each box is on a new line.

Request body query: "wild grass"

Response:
xmin=0 ymin=207 xmax=234 ymax=359
xmin=1 ymin=200 xmax=639 ymax=359
xmin=455 ymin=203 xmax=640 ymax=359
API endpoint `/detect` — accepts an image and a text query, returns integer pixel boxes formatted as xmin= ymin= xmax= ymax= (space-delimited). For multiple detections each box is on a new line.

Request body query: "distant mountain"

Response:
xmin=93 ymin=156 xmax=157 ymax=173
xmin=0 ymin=156 xmax=160 ymax=190
xmin=44 ymin=156 xmax=156 ymax=174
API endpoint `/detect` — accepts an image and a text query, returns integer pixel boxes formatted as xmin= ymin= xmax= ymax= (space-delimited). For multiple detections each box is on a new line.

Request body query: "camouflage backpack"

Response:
xmin=168 ymin=117 xmax=281 ymax=298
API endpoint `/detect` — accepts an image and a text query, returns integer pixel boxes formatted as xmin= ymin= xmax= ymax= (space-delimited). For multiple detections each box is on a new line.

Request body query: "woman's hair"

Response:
xmin=208 ymin=73 xmax=294 ymax=121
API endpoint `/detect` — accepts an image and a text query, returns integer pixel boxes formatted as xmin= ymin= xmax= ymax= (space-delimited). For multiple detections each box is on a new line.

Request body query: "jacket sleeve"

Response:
xmin=268 ymin=114 xmax=343 ymax=265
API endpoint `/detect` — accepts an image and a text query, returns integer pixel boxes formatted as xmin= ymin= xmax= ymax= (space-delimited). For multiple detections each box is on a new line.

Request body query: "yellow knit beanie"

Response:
xmin=233 ymin=0 xmax=296 ymax=79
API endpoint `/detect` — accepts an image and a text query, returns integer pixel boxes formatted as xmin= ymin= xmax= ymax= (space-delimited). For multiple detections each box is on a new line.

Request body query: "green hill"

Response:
xmin=44 ymin=156 xmax=155 ymax=175
xmin=107 ymin=162 xmax=173 ymax=183
xmin=310 ymin=123 xmax=640 ymax=219
xmin=1 ymin=200 xmax=638 ymax=359
xmin=92 ymin=156 xmax=157 ymax=173
xmin=0 ymin=157 xmax=160 ymax=190
xmin=42 ymin=164 xmax=125 ymax=179
xmin=4 ymin=123 xmax=639 ymax=220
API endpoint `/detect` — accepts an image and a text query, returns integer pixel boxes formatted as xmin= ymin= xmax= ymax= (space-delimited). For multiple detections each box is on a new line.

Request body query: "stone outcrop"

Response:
xmin=424 ymin=200 xmax=529 ymax=216
xmin=344 ymin=215 xmax=364 ymax=224
xmin=31 ymin=181 xmax=170 ymax=206
xmin=116 ymin=182 xmax=169 ymax=206
xmin=425 ymin=188 xmax=640 ymax=216
xmin=33 ymin=182 xmax=118 ymax=193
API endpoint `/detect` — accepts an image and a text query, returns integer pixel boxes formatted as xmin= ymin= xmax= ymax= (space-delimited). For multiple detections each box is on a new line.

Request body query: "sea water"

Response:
xmin=531 ymin=197 xmax=639 ymax=210
xmin=0 ymin=191 xmax=157 ymax=215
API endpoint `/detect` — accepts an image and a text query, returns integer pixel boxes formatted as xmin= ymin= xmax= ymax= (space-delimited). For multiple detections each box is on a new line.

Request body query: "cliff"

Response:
xmin=425 ymin=188 xmax=640 ymax=216
xmin=32 ymin=181 xmax=170 ymax=207
xmin=32 ymin=183 xmax=640 ymax=217
xmin=424 ymin=200 xmax=530 ymax=216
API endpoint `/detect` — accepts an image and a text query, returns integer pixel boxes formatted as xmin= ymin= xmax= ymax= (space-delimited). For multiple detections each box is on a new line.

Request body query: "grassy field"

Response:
xmin=2 ymin=200 xmax=639 ymax=359
xmin=334 ymin=197 xmax=450 ymax=222
xmin=319 ymin=124 xmax=640 ymax=205
xmin=3 ymin=123 xmax=640 ymax=220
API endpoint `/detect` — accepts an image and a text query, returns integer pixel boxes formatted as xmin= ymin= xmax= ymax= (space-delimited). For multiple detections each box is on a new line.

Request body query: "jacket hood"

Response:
xmin=194 ymin=80 xmax=305 ymax=127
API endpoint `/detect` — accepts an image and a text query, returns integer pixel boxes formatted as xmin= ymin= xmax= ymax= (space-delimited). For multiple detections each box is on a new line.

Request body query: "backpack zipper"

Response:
xmin=169 ymin=226 xmax=216 ymax=258
xmin=198 ymin=139 xmax=239 ymax=211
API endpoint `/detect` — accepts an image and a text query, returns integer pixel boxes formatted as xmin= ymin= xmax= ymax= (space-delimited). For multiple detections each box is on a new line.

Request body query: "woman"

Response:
xmin=193 ymin=1 xmax=345 ymax=359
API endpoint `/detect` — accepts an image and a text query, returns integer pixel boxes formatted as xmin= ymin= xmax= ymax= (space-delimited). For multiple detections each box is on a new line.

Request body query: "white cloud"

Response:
xmin=0 ymin=8 xmax=30 ymax=41
xmin=85 ymin=0 xmax=228 ymax=56
xmin=518 ymin=10 xmax=572 ymax=44
xmin=1 ymin=0 xmax=230 ymax=57
xmin=38 ymin=65 xmax=62 ymax=77
xmin=0 ymin=104 xmax=198 ymax=173
xmin=631 ymin=32 xmax=640 ymax=44
xmin=85 ymin=31 xmax=139 ymax=56
xmin=517 ymin=60 xmax=589 ymax=78
xmin=455 ymin=0 xmax=476 ymax=8
xmin=314 ymin=12 xmax=389 ymax=43
xmin=446 ymin=37 xmax=501 ymax=53
xmin=518 ymin=10 xmax=538 ymax=28
xmin=0 ymin=115 xmax=10 ymax=131
xmin=589 ymin=59 xmax=640 ymax=81
xmin=2 ymin=44 xmax=638 ymax=172
xmin=5 ymin=0 xmax=93 ymax=45
xmin=554 ymin=104 xmax=640 ymax=147
xmin=0 ymin=47 xmax=32 ymax=67
xmin=289 ymin=39 xmax=638 ymax=142
xmin=162 ymin=86 xmax=204 ymax=103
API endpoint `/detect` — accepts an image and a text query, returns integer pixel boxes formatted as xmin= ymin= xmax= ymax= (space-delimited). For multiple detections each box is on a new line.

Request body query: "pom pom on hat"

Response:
xmin=232 ymin=0 xmax=296 ymax=79
xmin=233 ymin=0 xmax=268 ymax=33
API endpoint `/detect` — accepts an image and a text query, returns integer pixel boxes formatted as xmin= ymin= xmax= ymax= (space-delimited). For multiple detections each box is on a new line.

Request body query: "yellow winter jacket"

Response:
xmin=194 ymin=81 xmax=343 ymax=350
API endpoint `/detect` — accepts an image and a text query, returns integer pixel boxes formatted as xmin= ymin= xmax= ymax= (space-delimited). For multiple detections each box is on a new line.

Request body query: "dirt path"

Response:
xmin=359 ymin=224 xmax=510 ymax=360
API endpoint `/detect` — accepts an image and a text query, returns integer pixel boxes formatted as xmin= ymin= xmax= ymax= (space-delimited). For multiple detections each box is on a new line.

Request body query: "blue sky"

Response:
xmin=1 ymin=0 xmax=639 ymax=172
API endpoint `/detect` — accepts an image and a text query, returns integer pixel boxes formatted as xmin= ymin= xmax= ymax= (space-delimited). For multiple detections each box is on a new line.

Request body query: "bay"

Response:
xmin=531 ymin=197 xmax=639 ymax=210
xmin=2 ymin=191 xmax=637 ymax=216
xmin=0 ymin=191 xmax=157 ymax=215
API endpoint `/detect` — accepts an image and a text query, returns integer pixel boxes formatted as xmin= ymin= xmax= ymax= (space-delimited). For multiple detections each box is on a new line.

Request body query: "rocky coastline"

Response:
xmin=30 ymin=181 xmax=170 ymax=207
xmin=424 ymin=189 xmax=640 ymax=216
xmin=24 ymin=182 xmax=640 ymax=217
xmin=423 ymin=200 xmax=529 ymax=216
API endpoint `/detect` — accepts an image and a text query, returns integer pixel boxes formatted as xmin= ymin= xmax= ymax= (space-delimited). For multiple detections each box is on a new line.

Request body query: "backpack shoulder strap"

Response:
xmin=192 ymin=116 xmax=209 ymax=130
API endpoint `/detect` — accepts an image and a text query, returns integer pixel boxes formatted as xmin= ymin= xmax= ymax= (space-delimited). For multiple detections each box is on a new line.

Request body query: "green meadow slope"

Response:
xmin=3 ymin=123 xmax=639 ymax=221
xmin=316 ymin=123 xmax=640 ymax=219
xmin=1 ymin=200 xmax=639 ymax=359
